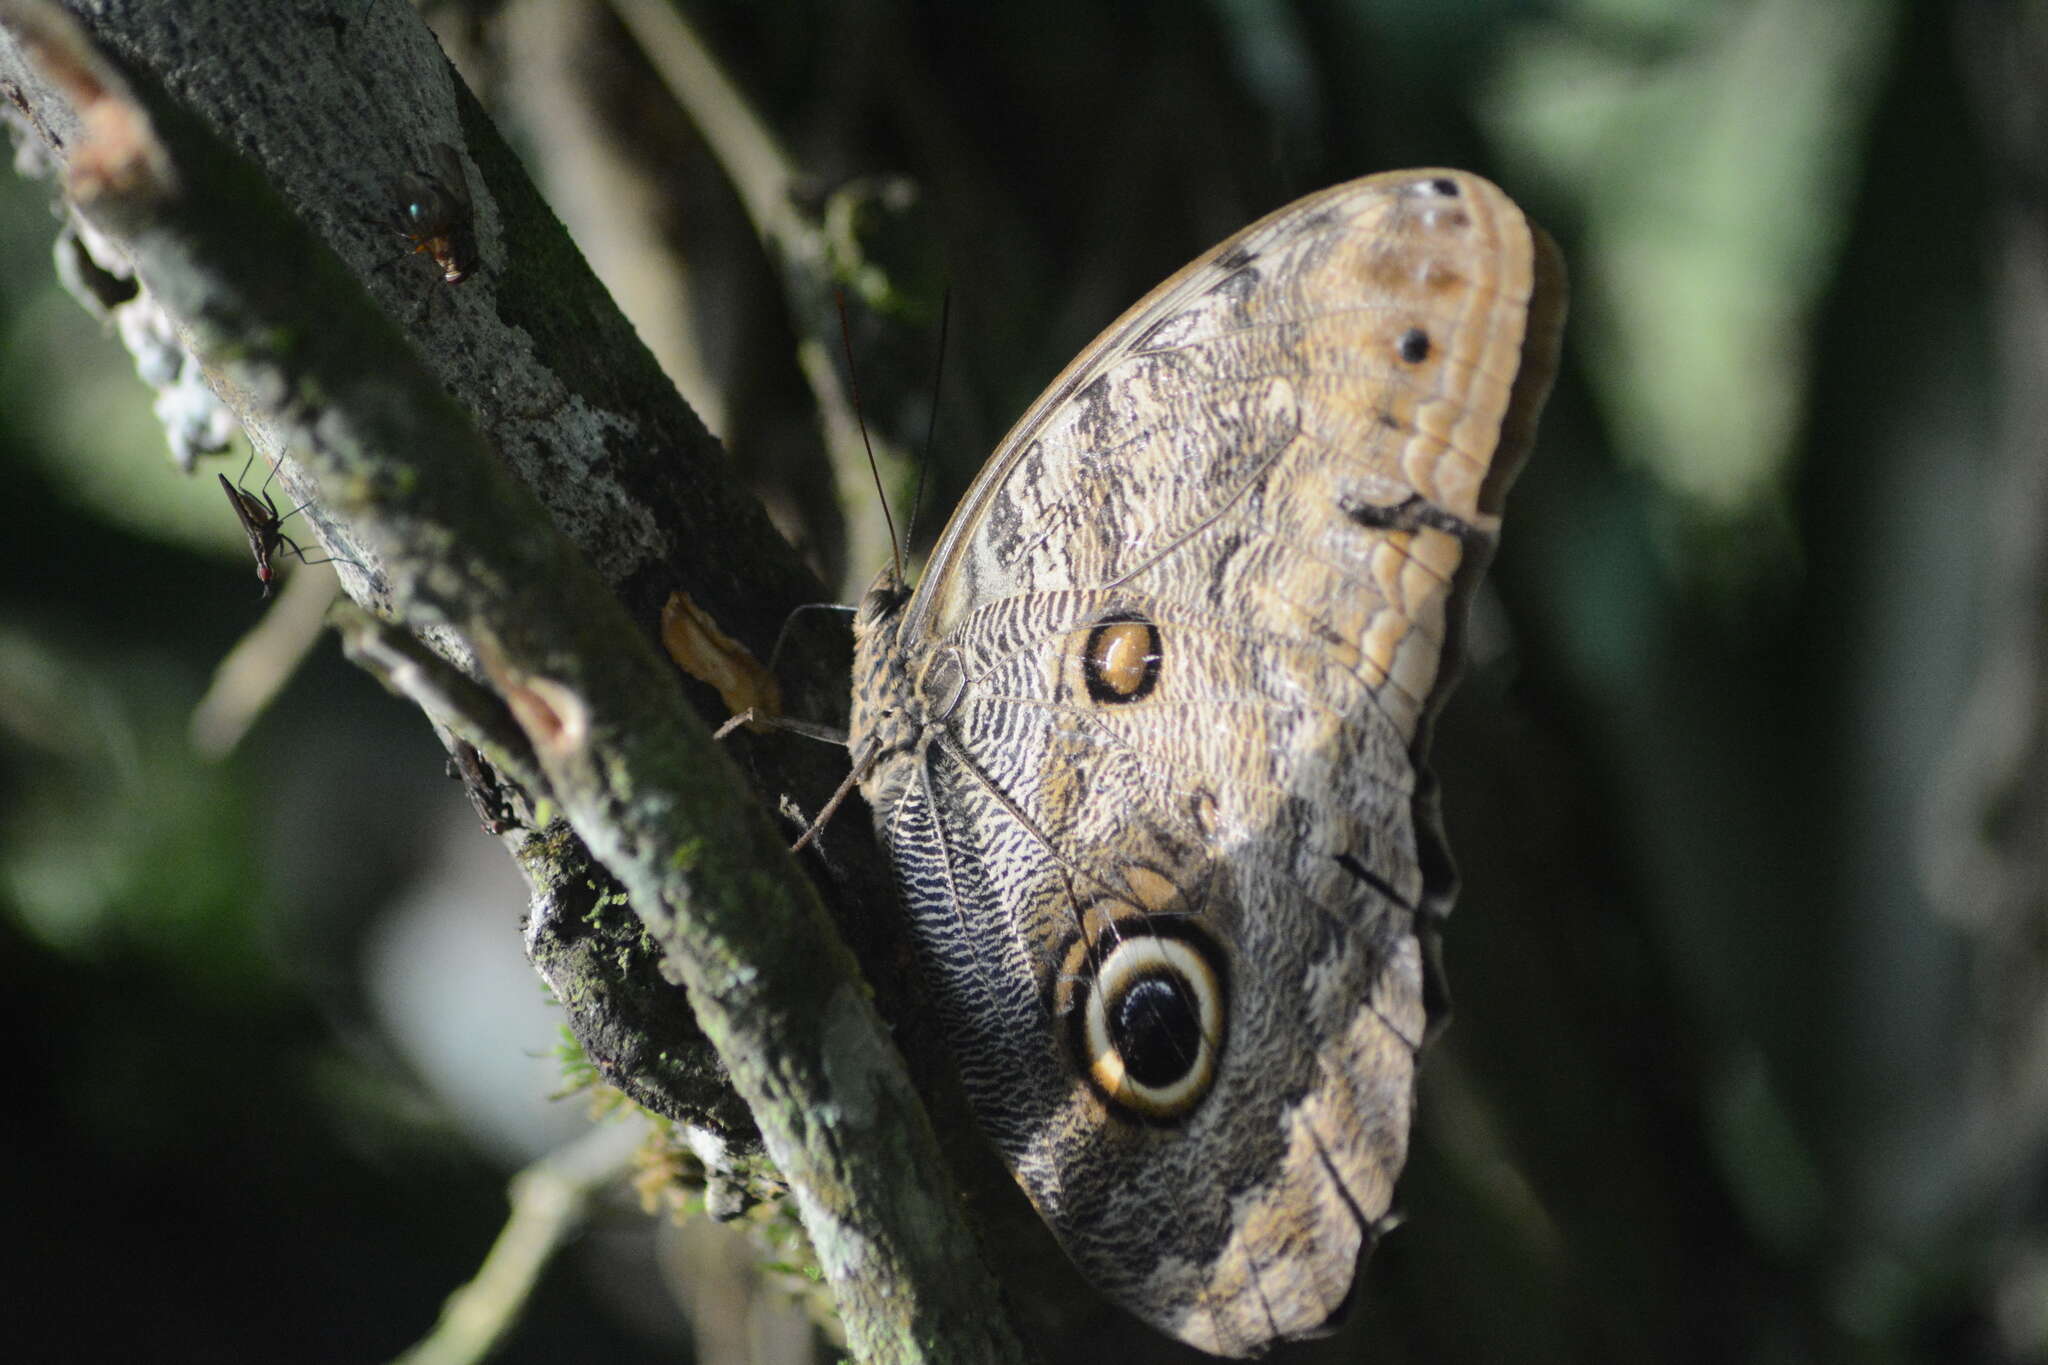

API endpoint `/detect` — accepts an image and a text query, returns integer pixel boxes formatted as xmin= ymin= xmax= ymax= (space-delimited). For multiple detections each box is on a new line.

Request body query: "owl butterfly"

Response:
xmin=847 ymin=170 xmax=1564 ymax=1355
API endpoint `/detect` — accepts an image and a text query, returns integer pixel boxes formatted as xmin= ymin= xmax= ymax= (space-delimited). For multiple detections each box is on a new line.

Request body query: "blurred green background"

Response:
xmin=2 ymin=0 xmax=2040 ymax=1361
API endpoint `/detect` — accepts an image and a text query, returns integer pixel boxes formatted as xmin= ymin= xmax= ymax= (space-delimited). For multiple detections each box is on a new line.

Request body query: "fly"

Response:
xmin=448 ymin=740 xmax=521 ymax=836
xmin=386 ymin=142 xmax=478 ymax=285
xmin=217 ymin=457 xmax=353 ymax=597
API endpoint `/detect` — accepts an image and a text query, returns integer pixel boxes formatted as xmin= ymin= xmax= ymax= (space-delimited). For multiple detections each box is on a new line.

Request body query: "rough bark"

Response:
xmin=0 ymin=2 xmax=1029 ymax=1360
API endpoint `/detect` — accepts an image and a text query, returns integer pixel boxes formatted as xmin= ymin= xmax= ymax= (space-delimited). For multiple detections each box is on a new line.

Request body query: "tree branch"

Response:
xmin=0 ymin=2 xmax=1024 ymax=1359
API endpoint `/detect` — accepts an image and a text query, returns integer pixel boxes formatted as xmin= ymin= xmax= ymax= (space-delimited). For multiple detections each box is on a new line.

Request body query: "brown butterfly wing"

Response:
xmin=851 ymin=169 xmax=1564 ymax=1355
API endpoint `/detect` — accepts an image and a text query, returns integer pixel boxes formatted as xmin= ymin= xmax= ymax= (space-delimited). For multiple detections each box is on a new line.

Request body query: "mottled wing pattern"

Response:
xmin=850 ymin=170 xmax=1564 ymax=1356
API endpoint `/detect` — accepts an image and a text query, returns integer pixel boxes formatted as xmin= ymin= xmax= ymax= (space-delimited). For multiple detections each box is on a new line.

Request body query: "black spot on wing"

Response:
xmin=1205 ymin=530 xmax=1247 ymax=606
xmin=1335 ymin=852 xmax=1413 ymax=911
xmin=1215 ymin=244 xmax=1257 ymax=273
xmin=1073 ymin=372 xmax=1114 ymax=426
xmin=1338 ymin=492 xmax=1479 ymax=541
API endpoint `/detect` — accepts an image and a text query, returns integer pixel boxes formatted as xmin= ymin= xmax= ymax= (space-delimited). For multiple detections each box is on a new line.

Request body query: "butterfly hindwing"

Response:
xmin=850 ymin=169 xmax=1564 ymax=1355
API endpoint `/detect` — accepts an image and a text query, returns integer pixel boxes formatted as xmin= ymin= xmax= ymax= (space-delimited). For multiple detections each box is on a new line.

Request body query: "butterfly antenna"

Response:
xmin=901 ymin=287 xmax=951 ymax=558
xmin=836 ymin=289 xmax=902 ymax=587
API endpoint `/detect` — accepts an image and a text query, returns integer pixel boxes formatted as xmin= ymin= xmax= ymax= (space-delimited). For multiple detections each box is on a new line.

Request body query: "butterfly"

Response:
xmin=844 ymin=169 xmax=1564 ymax=1354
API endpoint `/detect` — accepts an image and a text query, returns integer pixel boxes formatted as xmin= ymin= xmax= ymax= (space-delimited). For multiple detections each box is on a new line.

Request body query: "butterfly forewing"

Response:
xmin=850 ymin=169 xmax=1563 ymax=1355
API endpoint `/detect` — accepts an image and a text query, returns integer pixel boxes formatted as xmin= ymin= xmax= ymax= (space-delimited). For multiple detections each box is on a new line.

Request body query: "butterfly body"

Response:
xmin=850 ymin=170 xmax=1563 ymax=1355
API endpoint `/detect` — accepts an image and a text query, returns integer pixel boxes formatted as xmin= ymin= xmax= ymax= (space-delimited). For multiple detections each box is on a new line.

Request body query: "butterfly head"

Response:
xmin=847 ymin=560 xmax=913 ymax=765
xmin=852 ymin=561 xmax=911 ymax=641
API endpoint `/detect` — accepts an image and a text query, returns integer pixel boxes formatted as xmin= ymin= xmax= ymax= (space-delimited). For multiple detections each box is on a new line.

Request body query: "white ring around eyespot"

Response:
xmin=1083 ymin=933 xmax=1225 ymax=1119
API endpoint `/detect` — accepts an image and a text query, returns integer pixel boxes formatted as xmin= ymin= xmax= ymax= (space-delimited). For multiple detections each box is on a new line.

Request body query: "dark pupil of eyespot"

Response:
xmin=1110 ymin=973 xmax=1201 ymax=1087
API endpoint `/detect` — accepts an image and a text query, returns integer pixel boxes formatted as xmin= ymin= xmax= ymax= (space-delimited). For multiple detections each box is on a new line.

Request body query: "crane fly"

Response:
xmin=217 ymin=458 xmax=353 ymax=597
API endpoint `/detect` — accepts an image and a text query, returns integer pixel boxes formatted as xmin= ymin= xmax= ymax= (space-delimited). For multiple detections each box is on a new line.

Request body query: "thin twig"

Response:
xmin=188 ymin=565 xmax=340 ymax=760
xmin=391 ymin=1115 xmax=651 ymax=1365
xmin=606 ymin=0 xmax=912 ymax=593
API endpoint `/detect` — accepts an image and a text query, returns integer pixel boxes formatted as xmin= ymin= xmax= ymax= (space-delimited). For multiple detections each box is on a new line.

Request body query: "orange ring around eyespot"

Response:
xmin=1081 ymin=933 xmax=1224 ymax=1120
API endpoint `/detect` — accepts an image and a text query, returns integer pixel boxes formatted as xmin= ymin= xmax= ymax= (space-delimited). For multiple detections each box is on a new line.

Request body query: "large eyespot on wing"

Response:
xmin=1055 ymin=910 xmax=1229 ymax=1122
